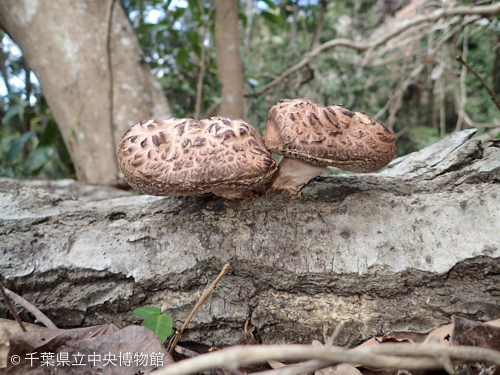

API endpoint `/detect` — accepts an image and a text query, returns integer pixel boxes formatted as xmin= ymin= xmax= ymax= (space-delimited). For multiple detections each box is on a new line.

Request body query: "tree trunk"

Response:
xmin=290 ymin=0 xmax=299 ymax=46
xmin=243 ymin=0 xmax=255 ymax=55
xmin=1 ymin=130 xmax=499 ymax=348
xmin=214 ymin=0 xmax=245 ymax=119
xmin=0 ymin=0 xmax=171 ymax=185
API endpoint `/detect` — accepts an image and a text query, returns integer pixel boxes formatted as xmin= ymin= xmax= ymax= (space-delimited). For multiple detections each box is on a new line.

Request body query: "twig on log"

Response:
xmin=456 ymin=55 xmax=500 ymax=112
xmin=244 ymin=3 xmax=500 ymax=97
xmin=0 ymin=279 xmax=26 ymax=332
xmin=168 ymin=262 xmax=231 ymax=354
xmin=3 ymin=287 xmax=57 ymax=330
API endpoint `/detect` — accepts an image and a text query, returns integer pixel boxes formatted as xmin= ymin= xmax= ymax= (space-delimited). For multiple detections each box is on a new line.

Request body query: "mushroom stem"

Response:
xmin=267 ymin=157 xmax=326 ymax=197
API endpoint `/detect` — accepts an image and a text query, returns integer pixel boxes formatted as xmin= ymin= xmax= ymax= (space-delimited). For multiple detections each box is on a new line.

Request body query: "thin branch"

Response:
xmin=168 ymin=262 xmax=231 ymax=354
xmin=157 ymin=345 xmax=439 ymax=375
xmin=0 ymin=279 xmax=26 ymax=332
xmin=458 ymin=108 xmax=500 ymax=128
xmin=476 ymin=127 xmax=500 ymax=142
xmin=259 ymin=359 xmax=333 ymax=375
xmin=245 ymin=3 xmax=500 ymax=97
xmin=368 ymin=344 xmax=500 ymax=364
xmin=440 ymin=77 xmax=446 ymax=137
xmin=456 ymin=26 xmax=470 ymax=132
xmin=0 ymin=32 xmax=12 ymax=95
xmin=312 ymin=0 xmax=328 ymax=48
xmin=174 ymin=345 xmax=247 ymax=375
xmin=155 ymin=343 xmax=500 ymax=375
xmin=326 ymin=321 xmax=345 ymax=346
xmin=373 ymin=19 xmax=466 ymax=124
xmin=3 ymin=287 xmax=58 ymax=329
xmin=456 ymin=55 xmax=500 ymax=112
xmin=373 ymin=62 xmax=426 ymax=123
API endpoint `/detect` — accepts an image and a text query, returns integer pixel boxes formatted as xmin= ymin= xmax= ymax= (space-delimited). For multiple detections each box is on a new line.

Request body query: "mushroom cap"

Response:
xmin=118 ymin=117 xmax=277 ymax=196
xmin=264 ymin=98 xmax=396 ymax=173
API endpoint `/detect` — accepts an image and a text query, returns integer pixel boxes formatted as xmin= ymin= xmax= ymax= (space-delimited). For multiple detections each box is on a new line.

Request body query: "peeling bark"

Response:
xmin=1 ymin=130 xmax=499 ymax=348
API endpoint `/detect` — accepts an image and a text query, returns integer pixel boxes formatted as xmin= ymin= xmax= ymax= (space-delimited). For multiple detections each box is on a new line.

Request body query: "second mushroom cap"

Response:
xmin=264 ymin=98 xmax=397 ymax=196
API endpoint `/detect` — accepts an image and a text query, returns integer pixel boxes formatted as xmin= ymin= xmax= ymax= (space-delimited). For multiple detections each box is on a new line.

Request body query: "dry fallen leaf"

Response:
xmin=235 ymin=325 xmax=262 ymax=346
xmin=5 ymin=324 xmax=173 ymax=374
xmin=356 ymin=334 xmax=413 ymax=349
xmin=422 ymin=323 xmax=452 ymax=346
xmin=0 ymin=319 xmax=48 ymax=370
xmin=317 ymin=362 xmax=364 ymax=375
xmin=234 ymin=324 xmax=270 ymax=372
xmin=451 ymin=316 xmax=500 ymax=351
xmin=268 ymin=359 xmax=287 ymax=369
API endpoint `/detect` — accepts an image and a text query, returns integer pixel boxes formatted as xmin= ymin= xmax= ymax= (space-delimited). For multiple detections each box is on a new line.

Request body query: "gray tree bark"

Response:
xmin=0 ymin=0 xmax=171 ymax=185
xmin=214 ymin=0 xmax=245 ymax=119
xmin=1 ymin=130 xmax=499 ymax=348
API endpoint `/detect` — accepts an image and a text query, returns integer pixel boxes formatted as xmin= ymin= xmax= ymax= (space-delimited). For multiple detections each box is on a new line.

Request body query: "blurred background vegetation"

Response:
xmin=1 ymin=0 xmax=499 ymax=180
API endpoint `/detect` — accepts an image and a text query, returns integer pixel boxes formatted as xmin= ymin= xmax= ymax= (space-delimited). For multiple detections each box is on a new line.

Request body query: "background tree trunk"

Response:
xmin=1 ymin=130 xmax=499 ymax=347
xmin=214 ymin=0 xmax=245 ymax=119
xmin=0 ymin=0 xmax=171 ymax=185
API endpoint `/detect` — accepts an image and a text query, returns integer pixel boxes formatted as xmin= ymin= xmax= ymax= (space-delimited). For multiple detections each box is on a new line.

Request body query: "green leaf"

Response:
xmin=133 ymin=306 xmax=162 ymax=318
xmin=261 ymin=0 xmax=277 ymax=10
xmin=141 ymin=313 xmax=173 ymax=343
xmin=23 ymin=146 xmax=53 ymax=174
xmin=6 ymin=130 xmax=37 ymax=162
xmin=2 ymin=101 xmax=29 ymax=125
xmin=187 ymin=0 xmax=200 ymax=16
xmin=190 ymin=31 xmax=202 ymax=58
xmin=38 ymin=118 xmax=59 ymax=146
xmin=171 ymin=6 xmax=186 ymax=21
xmin=136 ymin=23 xmax=169 ymax=34
xmin=0 ymin=134 xmax=16 ymax=154
xmin=261 ymin=10 xmax=282 ymax=25
xmin=0 ymin=167 xmax=15 ymax=178
xmin=238 ymin=12 xmax=248 ymax=29
xmin=176 ymin=48 xmax=189 ymax=66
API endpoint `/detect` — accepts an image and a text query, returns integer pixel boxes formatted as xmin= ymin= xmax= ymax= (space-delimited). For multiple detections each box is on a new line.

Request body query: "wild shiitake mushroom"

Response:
xmin=118 ymin=117 xmax=277 ymax=199
xmin=264 ymin=98 xmax=396 ymax=197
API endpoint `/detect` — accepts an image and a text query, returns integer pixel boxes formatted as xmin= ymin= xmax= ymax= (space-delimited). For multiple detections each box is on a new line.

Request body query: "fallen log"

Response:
xmin=1 ymin=129 xmax=499 ymax=347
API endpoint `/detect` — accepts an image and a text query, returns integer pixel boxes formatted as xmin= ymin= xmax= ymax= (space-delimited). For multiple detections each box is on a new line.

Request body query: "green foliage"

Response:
xmin=0 ymin=92 xmax=75 ymax=178
xmin=260 ymin=10 xmax=282 ymax=25
xmin=133 ymin=306 xmax=173 ymax=343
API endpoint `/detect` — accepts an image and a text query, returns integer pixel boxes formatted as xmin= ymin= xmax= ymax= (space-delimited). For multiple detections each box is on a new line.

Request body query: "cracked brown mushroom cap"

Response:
xmin=264 ymin=98 xmax=396 ymax=197
xmin=118 ymin=117 xmax=277 ymax=199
